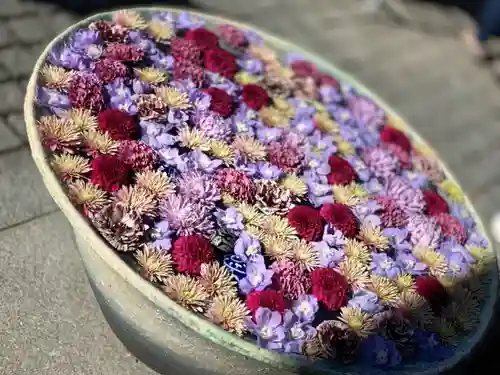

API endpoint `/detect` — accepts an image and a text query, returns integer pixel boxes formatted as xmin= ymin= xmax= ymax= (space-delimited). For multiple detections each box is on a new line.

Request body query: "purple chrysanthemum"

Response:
xmin=406 ymin=214 xmax=442 ymax=250
xmin=363 ymin=146 xmax=400 ymax=179
xmin=385 ymin=176 xmax=426 ymax=215
xmin=196 ymin=111 xmax=233 ymax=142
xmin=177 ymin=170 xmax=221 ymax=206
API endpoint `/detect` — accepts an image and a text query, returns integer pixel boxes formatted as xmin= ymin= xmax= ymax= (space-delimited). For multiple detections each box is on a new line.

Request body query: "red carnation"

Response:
xmin=320 ymin=203 xmax=358 ymax=238
xmin=315 ymin=72 xmax=339 ymax=88
xmin=311 ymin=268 xmax=349 ymax=311
xmin=287 ymin=205 xmax=325 ymax=242
xmin=90 ymin=154 xmax=133 ymax=192
xmin=98 ymin=109 xmax=138 ymax=141
xmin=246 ymin=289 xmax=286 ymax=315
xmin=170 ymin=38 xmax=202 ymax=63
xmin=68 ymin=72 xmax=104 ymax=113
xmin=204 ymin=48 xmax=237 ymax=79
xmin=415 ymin=276 xmax=448 ymax=312
xmin=172 ymin=235 xmax=215 ymax=276
xmin=380 ymin=125 xmax=412 ymax=153
xmin=204 ymin=87 xmax=234 ymax=117
xmin=291 ymin=59 xmax=317 ymax=77
xmin=423 ymin=190 xmax=449 ymax=216
xmin=90 ymin=20 xmax=128 ymax=43
xmin=93 ymin=58 xmax=128 ymax=83
xmin=105 ymin=43 xmax=144 ymax=62
xmin=434 ymin=213 xmax=467 ymax=244
xmin=241 ymin=84 xmax=270 ymax=110
xmin=327 ymin=155 xmax=358 ymax=185
xmin=185 ymin=27 xmax=219 ymax=51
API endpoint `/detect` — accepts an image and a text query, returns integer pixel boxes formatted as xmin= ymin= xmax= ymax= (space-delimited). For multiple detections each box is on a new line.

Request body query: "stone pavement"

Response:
xmin=1 ymin=0 xmax=499 ymax=374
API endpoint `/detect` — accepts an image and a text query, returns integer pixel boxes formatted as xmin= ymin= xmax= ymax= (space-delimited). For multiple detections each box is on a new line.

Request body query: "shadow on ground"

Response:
xmin=417 ymin=0 xmax=484 ymax=20
xmin=25 ymin=0 xmax=200 ymax=16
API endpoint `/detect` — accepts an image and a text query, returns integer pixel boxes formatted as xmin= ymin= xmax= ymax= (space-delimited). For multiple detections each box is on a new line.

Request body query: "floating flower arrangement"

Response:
xmin=34 ymin=9 xmax=495 ymax=369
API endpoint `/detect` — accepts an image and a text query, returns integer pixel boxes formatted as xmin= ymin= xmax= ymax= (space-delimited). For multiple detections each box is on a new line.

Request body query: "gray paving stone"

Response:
xmin=0 ymin=212 xmax=156 ymax=375
xmin=6 ymin=113 xmax=27 ymax=140
xmin=0 ymin=118 xmax=23 ymax=150
xmin=0 ymin=149 xmax=57 ymax=229
xmin=0 ymin=82 xmax=24 ymax=115
xmin=1 ymin=46 xmax=40 ymax=79
xmin=7 ymin=16 xmax=52 ymax=44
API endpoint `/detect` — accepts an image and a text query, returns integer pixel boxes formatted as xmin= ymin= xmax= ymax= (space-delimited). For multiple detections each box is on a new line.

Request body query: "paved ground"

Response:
xmin=1 ymin=0 xmax=499 ymax=374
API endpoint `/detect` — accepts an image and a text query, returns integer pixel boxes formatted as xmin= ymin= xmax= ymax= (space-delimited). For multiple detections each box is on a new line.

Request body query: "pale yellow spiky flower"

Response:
xmin=231 ymin=135 xmax=267 ymax=162
xmin=135 ymin=245 xmax=173 ymax=283
xmin=112 ymin=185 xmax=158 ymax=217
xmin=313 ymin=111 xmax=339 ymax=135
xmin=205 ymin=295 xmax=250 ymax=336
xmin=113 ymin=9 xmax=147 ymax=29
xmin=208 ymin=140 xmax=235 ymax=164
xmin=338 ymin=307 xmax=377 ymax=338
xmin=66 ymin=108 xmax=98 ymax=133
xmin=67 ymin=179 xmax=108 ymax=213
xmin=343 ymin=238 xmax=371 ymax=265
xmin=413 ymin=246 xmax=448 ymax=277
xmin=278 ymin=174 xmax=308 ymax=198
xmin=262 ymin=235 xmax=295 ymax=262
xmin=358 ymin=221 xmax=389 ymax=250
xmin=368 ymin=275 xmax=400 ymax=305
xmin=40 ymin=64 xmax=73 ymax=90
xmin=199 ymin=262 xmax=238 ymax=298
xmin=163 ymin=274 xmax=209 ymax=313
xmin=134 ymin=67 xmax=168 ymax=84
xmin=82 ymin=129 xmax=120 ymax=156
xmin=135 ymin=170 xmax=175 ymax=200
xmin=260 ymin=215 xmax=298 ymax=239
xmin=155 ymin=86 xmax=191 ymax=109
xmin=51 ymin=154 xmax=90 ymax=181
xmin=38 ymin=115 xmax=80 ymax=152
xmin=332 ymin=182 xmax=368 ymax=207
xmin=339 ymin=258 xmax=370 ymax=290
xmin=147 ymin=20 xmax=175 ymax=42
xmin=237 ymin=203 xmax=266 ymax=227
xmin=292 ymin=239 xmax=320 ymax=271
xmin=178 ymin=127 xmax=211 ymax=151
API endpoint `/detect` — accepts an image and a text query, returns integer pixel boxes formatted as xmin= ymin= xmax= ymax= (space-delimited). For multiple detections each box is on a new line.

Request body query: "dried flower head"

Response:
xmin=205 ymin=295 xmax=250 ymax=336
xmin=394 ymin=273 xmax=416 ymax=293
xmin=293 ymin=239 xmax=320 ymax=271
xmin=278 ymin=174 xmax=308 ymax=198
xmin=343 ymin=238 xmax=371 ymax=265
xmin=67 ymin=179 xmax=109 ymax=214
xmin=113 ymin=9 xmax=147 ymax=29
xmin=232 ymin=135 xmax=267 ymax=162
xmin=396 ymin=290 xmax=434 ymax=328
xmin=413 ymin=246 xmax=448 ymax=277
xmin=314 ymin=111 xmax=339 ymax=134
xmin=254 ymin=179 xmax=294 ymax=216
xmin=155 ymin=86 xmax=191 ymax=109
xmin=443 ymin=287 xmax=480 ymax=331
xmin=148 ymin=20 xmax=175 ymax=42
xmin=335 ymin=136 xmax=356 ymax=157
xmin=163 ymin=274 xmax=209 ymax=313
xmin=432 ymin=317 xmax=459 ymax=346
xmin=67 ymin=108 xmax=98 ymax=133
xmin=439 ymin=180 xmax=465 ymax=204
xmin=332 ymin=182 xmax=368 ymax=207
xmin=135 ymin=170 xmax=175 ymax=200
xmin=262 ymin=235 xmax=295 ymax=262
xmin=51 ymin=154 xmax=91 ymax=181
xmin=135 ymin=245 xmax=173 ymax=283
xmin=272 ymin=260 xmax=311 ymax=300
xmin=358 ymin=221 xmax=389 ymax=250
xmin=134 ymin=67 xmax=168 ymax=84
xmin=368 ymin=275 xmax=400 ymax=305
xmin=237 ymin=203 xmax=266 ymax=227
xmin=339 ymin=307 xmax=377 ymax=338
xmin=199 ymin=262 xmax=237 ymax=298
xmin=259 ymin=106 xmax=290 ymax=128
xmin=90 ymin=203 xmax=147 ymax=252
xmin=38 ymin=115 xmax=80 ymax=153
xmin=40 ymin=64 xmax=73 ymax=90
xmin=208 ymin=140 xmax=235 ymax=164
xmin=112 ymin=185 xmax=158 ymax=217
xmin=339 ymin=258 xmax=370 ymax=290
xmin=82 ymin=129 xmax=120 ymax=156
xmin=178 ymin=127 xmax=211 ymax=151
xmin=135 ymin=94 xmax=168 ymax=120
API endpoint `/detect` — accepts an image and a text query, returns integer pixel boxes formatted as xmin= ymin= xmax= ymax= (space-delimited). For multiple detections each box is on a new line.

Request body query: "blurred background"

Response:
xmin=1 ymin=0 xmax=499 ymax=374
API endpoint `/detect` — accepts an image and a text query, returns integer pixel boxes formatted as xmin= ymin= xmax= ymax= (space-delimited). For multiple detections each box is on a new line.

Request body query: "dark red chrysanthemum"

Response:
xmin=272 ymin=261 xmax=312 ymax=300
xmin=90 ymin=20 xmax=128 ymax=43
xmin=380 ymin=125 xmax=412 ymax=153
xmin=287 ymin=205 xmax=325 ymax=242
xmin=93 ymin=58 xmax=128 ymax=83
xmin=374 ymin=196 xmax=408 ymax=228
xmin=98 ymin=109 xmax=138 ymax=141
xmin=246 ymin=289 xmax=286 ymax=315
xmin=119 ymin=140 xmax=159 ymax=172
xmin=185 ymin=27 xmax=219 ymax=51
xmin=203 ymin=48 xmax=237 ymax=79
xmin=173 ymin=59 xmax=205 ymax=87
xmin=170 ymin=38 xmax=202 ymax=63
xmin=319 ymin=203 xmax=358 ymax=238
xmin=68 ymin=72 xmax=105 ymax=113
xmin=291 ymin=59 xmax=317 ymax=78
xmin=204 ymin=87 xmax=234 ymax=117
xmin=241 ymin=84 xmax=270 ymax=110
xmin=90 ymin=154 xmax=133 ymax=192
xmin=105 ymin=43 xmax=144 ymax=62
xmin=311 ymin=268 xmax=349 ymax=311
xmin=434 ymin=213 xmax=467 ymax=244
xmin=415 ymin=276 xmax=448 ymax=313
xmin=172 ymin=235 xmax=215 ymax=276
xmin=423 ymin=190 xmax=449 ymax=217
xmin=267 ymin=136 xmax=304 ymax=174
xmin=327 ymin=155 xmax=358 ymax=186
xmin=314 ymin=72 xmax=340 ymax=88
